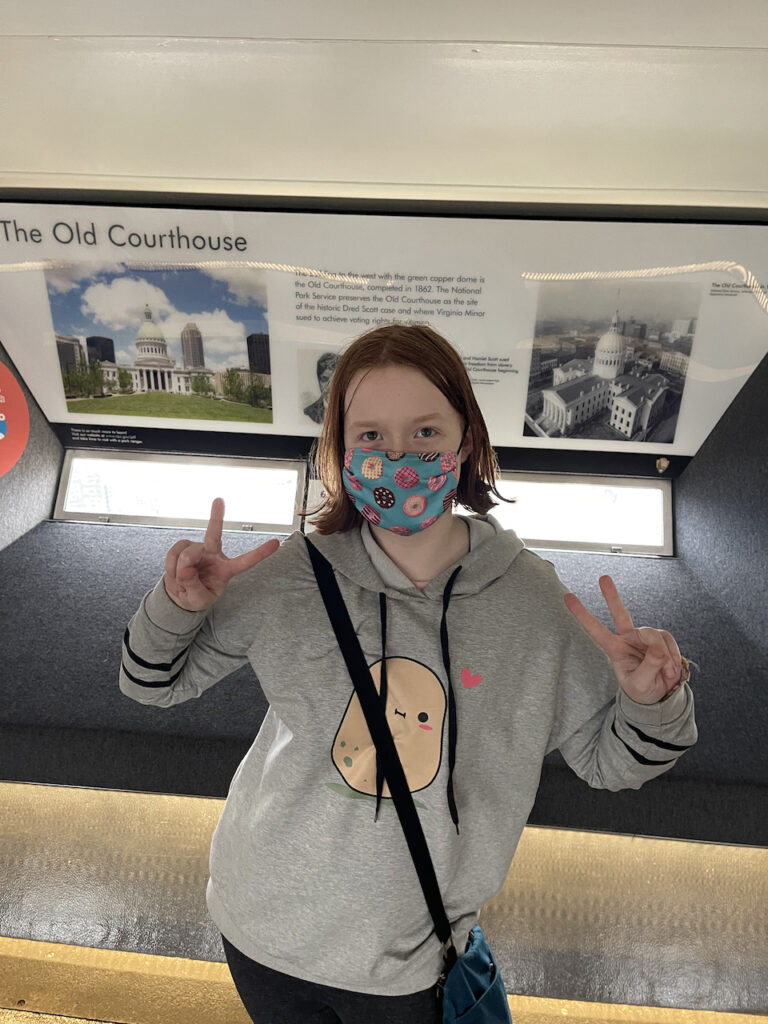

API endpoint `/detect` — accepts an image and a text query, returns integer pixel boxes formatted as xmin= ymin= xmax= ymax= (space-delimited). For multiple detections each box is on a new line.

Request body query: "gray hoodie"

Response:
xmin=120 ymin=515 xmax=696 ymax=996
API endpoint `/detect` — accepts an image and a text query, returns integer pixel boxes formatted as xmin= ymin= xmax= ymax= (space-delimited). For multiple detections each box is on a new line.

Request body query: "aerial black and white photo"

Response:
xmin=524 ymin=279 xmax=702 ymax=444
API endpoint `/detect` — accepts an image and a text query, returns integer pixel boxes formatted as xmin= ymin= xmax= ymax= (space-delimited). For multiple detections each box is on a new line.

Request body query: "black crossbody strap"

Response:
xmin=304 ymin=536 xmax=455 ymax=957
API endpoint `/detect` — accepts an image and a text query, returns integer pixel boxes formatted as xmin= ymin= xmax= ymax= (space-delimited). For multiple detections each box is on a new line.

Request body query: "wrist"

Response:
xmin=146 ymin=578 xmax=208 ymax=630
xmin=658 ymin=655 xmax=691 ymax=703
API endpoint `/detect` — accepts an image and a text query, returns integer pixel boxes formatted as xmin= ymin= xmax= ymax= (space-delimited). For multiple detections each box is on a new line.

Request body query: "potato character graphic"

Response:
xmin=332 ymin=658 xmax=446 ymax=797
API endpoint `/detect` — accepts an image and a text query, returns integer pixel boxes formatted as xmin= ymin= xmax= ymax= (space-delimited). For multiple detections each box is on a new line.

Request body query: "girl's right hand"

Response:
xmin=163 ymin=497 xmax=281 ymax=611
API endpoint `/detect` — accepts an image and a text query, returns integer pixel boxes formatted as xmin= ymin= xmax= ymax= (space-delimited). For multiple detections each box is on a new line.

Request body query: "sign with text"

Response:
xmin=0 ymin=204 xmax=766 ymax=457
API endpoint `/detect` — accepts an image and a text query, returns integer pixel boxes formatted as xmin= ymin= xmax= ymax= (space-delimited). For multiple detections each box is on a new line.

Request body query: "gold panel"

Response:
xmin=0 ymin=938 xmax=766 ymax=1024
xmin=479 ymin=826 xmax=768 ymax=1011
xmin=0 ymin=936 xmax=250 ymax=1024
xmin=1 ymin=781 xmax=766 ymax=1019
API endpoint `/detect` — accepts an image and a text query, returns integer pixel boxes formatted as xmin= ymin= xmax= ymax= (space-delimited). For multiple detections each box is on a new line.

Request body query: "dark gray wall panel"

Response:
xmin=0 ymin=340 xmax=63 ymax=551
xmin=537 ymin=548 xmax=765 ymax=785
xmin=0 ymin=521 xmax=270 ymax=738
xmin=675 ymin=353 xmax=768 ymax=652
xmin=1 ymin=519 xmax=766 ymax=843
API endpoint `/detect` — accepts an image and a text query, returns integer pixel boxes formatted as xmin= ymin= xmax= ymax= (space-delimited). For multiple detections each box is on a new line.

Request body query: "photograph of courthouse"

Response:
xmin=57 ymin=305 xmax=271 ymax=399
xmin=524 ymin=286 xmax=698 ymax=444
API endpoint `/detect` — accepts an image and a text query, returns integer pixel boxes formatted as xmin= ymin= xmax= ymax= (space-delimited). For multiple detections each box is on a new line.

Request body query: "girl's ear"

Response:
xmin=459 ymin=428 xmax=473 ymax=463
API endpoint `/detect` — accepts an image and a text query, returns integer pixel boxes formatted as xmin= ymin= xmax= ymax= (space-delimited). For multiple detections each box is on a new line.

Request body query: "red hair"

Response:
xmin=307 ymin=323 xmax=508 ymax=534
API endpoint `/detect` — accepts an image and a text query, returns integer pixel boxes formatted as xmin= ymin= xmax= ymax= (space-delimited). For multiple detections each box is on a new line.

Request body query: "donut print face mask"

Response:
xmin=343 ymin=446 xmax=461 ymax=535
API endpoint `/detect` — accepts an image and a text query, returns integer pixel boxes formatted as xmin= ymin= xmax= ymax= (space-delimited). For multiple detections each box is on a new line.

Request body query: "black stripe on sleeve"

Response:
xmin=624 ymin=721 xmax=693 ymax=752
xmin=123 ymin=627 xmax=190 ymax=672
xmin=120 ymin=659 xmax=187 ymax=689
xmin=611 ymin=721 xmax=678 ymax=766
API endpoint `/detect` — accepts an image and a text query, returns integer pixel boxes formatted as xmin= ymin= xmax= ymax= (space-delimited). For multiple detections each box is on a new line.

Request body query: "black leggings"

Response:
xmin=221 ymin=933 xmax=442 ymax=1024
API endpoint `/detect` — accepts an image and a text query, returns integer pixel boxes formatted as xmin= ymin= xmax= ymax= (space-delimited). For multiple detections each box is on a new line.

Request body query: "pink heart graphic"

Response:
xmin=461 ymin=667 xmax=482 ymax=689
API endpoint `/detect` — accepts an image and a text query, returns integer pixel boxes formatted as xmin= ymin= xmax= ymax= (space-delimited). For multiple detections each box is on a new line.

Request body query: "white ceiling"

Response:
xmin=4 ymin=0 xmax=768 ymax=46
xmin=1 ymin=1 xmax=767 ymax=205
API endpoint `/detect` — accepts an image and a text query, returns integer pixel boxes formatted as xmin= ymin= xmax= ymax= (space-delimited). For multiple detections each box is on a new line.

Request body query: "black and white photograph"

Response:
xmin=298 ymin=345 xmax=343 ymax=426
xmin=524 ymin=280 xmax=701 ymax=444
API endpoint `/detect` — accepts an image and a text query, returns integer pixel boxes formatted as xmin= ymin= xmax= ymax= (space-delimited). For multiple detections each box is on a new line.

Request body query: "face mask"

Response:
xmin=342 ymin=437 xmax=464 ymax=536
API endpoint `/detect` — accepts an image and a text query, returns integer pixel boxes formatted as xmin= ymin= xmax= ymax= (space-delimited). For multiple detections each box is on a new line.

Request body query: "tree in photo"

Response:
xmin=223 ymin=368 xmax=245 ymax=403
xmin=191 ymin=373 xmax=214 ymax=397
xmin=246 ymin=373 xmax=272 ymax=409
xmin=62 ymin=360 xmax=106 ymax=398
xmin=85 ymin=360 xmax=105 ymax=398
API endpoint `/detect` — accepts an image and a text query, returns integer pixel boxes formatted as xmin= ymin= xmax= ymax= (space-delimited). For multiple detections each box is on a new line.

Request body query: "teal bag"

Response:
xmin=439 ymin=924 xmax=512 ymax=1023
xmin=306 ymin=538 xmax=513 ymax=1024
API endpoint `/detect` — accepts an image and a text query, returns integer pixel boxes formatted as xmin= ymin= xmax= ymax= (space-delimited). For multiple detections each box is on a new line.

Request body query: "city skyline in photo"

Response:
xmin=46 ymin=263 xmax=269 ymax=373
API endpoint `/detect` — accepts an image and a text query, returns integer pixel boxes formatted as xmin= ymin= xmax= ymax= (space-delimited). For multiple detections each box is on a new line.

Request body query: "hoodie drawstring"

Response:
xmin=374 ymin=593 xmax=388 ymax=822
xmin=441 ymin=567 xmax=463 ymax=835
xmin=374 ymin=567 xmax=463 ymax=834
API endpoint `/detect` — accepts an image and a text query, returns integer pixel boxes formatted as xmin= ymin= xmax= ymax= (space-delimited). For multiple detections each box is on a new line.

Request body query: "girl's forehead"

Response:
xmin=345 ymin=364 xmax=450 ymax=411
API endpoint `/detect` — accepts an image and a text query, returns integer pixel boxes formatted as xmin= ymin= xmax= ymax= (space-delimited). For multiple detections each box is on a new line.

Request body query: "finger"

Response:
xmin=627 ymin=641 xmax=671 ymax=697
xmin=165 ymin=539 xmax=193 ymax=580
xmin=659 ymin=628 xmax=681 ymax=664
xmin=643 ymin=641 xmax=673 ymax=682
xmin=599 ymin=576 xmax=635 ymax=634
xmin=563 ymin=591 xmax=617 ymax=653
xmin=638 ymin=627 xmax=681 ymax=682
xmin=203 ymin=498 xmax=225 ymax=554
xmin=225 ymin=537 xmax=281 ymax=579
xmin=175 ymin=541 xmax=206 ymax=581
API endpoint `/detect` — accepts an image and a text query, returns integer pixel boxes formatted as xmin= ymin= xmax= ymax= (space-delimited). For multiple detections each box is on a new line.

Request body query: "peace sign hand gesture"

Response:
xmin=564 ymin=576 xmax=684 ymax=706
xmin=164 ymin=498 xmax=280 ymax=612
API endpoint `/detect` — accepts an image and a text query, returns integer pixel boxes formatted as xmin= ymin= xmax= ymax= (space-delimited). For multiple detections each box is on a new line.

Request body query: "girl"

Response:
xmin=120 ymin=323 xmax=696 ymax=1024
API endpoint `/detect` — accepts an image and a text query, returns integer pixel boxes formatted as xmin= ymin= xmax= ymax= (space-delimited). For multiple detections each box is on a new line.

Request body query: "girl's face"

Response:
xmin=343 ymin=364 xmax=468 ymax=456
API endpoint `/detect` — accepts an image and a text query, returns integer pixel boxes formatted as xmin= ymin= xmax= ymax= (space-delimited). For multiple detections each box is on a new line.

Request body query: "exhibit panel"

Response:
xmin=1 ymin=202 xmax=766 ymax=466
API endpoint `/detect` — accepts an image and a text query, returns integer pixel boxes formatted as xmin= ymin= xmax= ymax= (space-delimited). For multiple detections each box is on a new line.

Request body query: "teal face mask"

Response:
xmin=343 ymin=446 xmax=461 ymax=535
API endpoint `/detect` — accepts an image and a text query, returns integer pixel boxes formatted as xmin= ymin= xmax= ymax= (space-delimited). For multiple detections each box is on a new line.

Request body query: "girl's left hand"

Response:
xmin=564 ymin=576 xmax=683 ymax=705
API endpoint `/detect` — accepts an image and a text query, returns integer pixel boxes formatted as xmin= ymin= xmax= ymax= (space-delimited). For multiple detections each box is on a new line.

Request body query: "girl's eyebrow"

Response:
xmin=346 ymin=412 xmax=447 ymax=430
xmin=412 ymin=412 xmax=447 ymax=423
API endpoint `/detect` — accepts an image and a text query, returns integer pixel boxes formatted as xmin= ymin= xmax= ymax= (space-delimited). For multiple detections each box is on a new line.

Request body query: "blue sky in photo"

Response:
xmin=46 ymin=264 xmax=269 ymax=372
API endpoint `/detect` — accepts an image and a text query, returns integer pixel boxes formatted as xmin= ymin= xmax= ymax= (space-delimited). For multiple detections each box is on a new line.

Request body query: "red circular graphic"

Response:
xmin=0 ymin=363 xmax=30 ymax=478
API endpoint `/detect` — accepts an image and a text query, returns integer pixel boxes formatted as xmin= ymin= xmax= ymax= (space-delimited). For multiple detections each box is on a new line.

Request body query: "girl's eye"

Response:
xmin=361 ymin=430 xmax=381 ymax=442
xmin=416 ymin=427 xmax=436 ymax=439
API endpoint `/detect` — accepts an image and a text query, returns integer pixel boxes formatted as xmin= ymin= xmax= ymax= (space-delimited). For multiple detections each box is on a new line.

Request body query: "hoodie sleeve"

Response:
xmin=119 ymin=578 xmax=250 ymax=708
xmin=556 ymin=679 xmax=697 ymax=791
xmin=539 ymin=560 xmax=698 ymax=791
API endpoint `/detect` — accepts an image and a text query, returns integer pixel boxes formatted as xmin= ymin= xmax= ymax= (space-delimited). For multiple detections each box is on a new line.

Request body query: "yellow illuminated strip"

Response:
xmin=0 ymin=937 xmax=765 ymax=1024
xmin=2 ymin=783 xmax=766 ymax=1023
xmin=0 ymin=936 xmax=250 ymax=1024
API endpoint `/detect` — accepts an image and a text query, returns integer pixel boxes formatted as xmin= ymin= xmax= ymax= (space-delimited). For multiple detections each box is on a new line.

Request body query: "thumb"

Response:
xmin=224 ymin=537 xmax=281 ymax=579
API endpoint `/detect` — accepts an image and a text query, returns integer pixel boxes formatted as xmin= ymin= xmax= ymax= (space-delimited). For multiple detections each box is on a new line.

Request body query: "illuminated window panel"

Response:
xmin=54 ymin=451 xmax=305 ymax=534
xmin=491 ymin=474 xmax=672 ymax=556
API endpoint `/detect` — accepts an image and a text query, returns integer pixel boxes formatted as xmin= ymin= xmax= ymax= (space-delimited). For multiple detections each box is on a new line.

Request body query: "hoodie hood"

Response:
xmin=307 ymin=513 xmax=525 ymax=600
